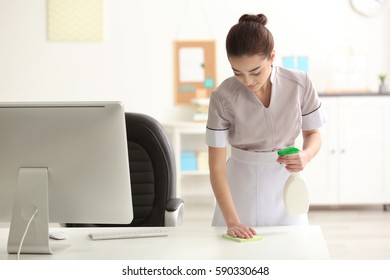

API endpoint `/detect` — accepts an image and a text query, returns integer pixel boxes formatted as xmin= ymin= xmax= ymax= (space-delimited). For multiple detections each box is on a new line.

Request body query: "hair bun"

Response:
xmin=238 ymin=14 xmax=268 ymax=26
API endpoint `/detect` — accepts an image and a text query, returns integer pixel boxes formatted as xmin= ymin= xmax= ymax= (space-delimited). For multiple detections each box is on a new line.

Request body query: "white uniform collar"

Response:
xmin=270 ymin=65 xmax=276 ymax=84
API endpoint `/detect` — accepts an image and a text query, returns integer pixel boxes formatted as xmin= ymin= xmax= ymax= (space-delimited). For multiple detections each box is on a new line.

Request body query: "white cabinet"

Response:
xmin=163 ymin=122 xmax=209 ymax=197
xmin=302 ymin=96 xmax=390 ymax=207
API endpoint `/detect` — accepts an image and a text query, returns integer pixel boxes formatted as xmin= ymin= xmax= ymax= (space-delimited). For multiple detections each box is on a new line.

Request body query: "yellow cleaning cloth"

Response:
xmin=222 ymin=234 xmax=263 ymax=242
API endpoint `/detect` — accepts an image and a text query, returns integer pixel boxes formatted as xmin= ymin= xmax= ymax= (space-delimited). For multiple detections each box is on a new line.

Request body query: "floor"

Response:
xmin=183 ymin=195 xmax=390 ymax=260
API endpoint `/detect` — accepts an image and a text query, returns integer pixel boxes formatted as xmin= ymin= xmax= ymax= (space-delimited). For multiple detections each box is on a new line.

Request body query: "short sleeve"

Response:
xmin=206 ymin=91 xmax=229 ymax=148
xmin=301 ymin=74 xmax=327 ymax=131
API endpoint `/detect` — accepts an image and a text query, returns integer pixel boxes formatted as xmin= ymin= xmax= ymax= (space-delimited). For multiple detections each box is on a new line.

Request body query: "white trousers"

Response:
xmin=212 ymin=146 xmax=308 ymax=226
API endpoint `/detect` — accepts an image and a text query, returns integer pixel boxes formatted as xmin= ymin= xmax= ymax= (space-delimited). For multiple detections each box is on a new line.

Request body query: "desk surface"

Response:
xmin=0 ymin=226 xmax=330 ymax=260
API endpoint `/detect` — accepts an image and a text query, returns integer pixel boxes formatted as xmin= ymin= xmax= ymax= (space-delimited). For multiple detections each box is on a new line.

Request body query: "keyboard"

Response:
xmin=89 ymin=229 xmax=168 ymax=240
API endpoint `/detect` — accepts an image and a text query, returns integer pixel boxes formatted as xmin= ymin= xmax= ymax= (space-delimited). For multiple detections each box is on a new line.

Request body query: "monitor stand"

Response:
xmin=7 ymin=168 xmax=53 ymax=254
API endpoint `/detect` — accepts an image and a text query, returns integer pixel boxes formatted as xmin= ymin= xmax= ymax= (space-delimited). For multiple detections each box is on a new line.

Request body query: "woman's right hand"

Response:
xmin=209 ymin=147 xmax=257 ymax=239
xmin=227 ymin=223 xmax=257 ymax=239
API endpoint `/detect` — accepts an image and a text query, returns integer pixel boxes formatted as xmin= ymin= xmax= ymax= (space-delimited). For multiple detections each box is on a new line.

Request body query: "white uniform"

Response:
xmin=206 ymin=66 xmax=327 ymax=226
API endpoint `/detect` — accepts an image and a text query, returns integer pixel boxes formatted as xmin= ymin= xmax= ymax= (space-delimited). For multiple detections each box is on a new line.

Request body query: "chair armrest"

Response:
xmin=165 ymin=198 xmax=184 ymax=227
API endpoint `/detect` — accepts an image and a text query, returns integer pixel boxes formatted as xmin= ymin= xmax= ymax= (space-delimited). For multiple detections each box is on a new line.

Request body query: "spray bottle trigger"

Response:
xmin=277 ymin=146 xmax=300 ymax=156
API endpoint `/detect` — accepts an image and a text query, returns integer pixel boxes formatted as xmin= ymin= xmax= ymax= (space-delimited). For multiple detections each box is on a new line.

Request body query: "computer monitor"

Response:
xmin=0 ymin=101 xmax=133 ymax=254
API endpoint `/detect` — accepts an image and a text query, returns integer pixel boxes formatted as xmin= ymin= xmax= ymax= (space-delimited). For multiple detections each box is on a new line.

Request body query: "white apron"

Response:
xmin=212 ymin=146 xmax=308 ymax=226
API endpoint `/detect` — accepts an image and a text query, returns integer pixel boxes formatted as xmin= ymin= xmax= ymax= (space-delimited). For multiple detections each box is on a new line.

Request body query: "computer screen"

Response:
xmin=0 ymin=101 xmax=133 ymax=254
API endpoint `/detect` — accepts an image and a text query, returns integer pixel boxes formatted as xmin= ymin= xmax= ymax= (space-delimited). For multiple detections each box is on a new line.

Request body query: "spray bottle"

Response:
xmin=277 ymin=146 xmax=309 ymax=216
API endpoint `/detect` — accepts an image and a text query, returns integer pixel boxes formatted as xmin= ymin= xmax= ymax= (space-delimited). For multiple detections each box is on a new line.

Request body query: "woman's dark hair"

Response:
xmin=226 ymin=14 xmax=274 ymax=58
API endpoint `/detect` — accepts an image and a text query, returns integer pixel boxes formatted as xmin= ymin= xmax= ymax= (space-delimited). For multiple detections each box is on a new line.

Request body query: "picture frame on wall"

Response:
xmin=173 ymin=40 xmax=216 ymax=105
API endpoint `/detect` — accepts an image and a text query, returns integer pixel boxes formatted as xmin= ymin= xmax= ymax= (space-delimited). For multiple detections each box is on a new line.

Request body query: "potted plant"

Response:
xmin=379 ymin=74 xmax=387 ymax=93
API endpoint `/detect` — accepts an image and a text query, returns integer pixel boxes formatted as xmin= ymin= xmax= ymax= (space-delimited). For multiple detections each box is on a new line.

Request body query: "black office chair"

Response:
xmin=67 ymin=112 xmax=184 ymax=227
xmin=124 ymin=112 xmax=183 ymax=226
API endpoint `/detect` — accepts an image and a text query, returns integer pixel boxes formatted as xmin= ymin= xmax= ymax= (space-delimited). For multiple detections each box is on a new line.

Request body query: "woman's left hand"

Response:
xmin=276 ymin=150 xmax=311 ymax=172
xmin=278 ymin=129 xmax=321 ymax=172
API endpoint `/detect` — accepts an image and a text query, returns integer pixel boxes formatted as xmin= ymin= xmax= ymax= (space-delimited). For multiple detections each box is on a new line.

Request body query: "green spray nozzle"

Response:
xmin=277 ymin=146 xmax=300 ymax=156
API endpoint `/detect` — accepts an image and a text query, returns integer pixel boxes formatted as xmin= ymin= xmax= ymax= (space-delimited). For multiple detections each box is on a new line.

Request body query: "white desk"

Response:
xmin=0 ymin=226 xmax=330 ymax=260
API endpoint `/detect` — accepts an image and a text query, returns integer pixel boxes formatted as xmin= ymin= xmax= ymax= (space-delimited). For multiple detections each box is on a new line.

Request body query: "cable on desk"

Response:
xmin=17 ymin=208 xmax=38 ymax=260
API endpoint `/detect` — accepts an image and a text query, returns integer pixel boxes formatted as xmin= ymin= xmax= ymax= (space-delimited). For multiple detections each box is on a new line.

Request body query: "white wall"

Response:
xmin=1 ymin=0 xmax=389 ymax=122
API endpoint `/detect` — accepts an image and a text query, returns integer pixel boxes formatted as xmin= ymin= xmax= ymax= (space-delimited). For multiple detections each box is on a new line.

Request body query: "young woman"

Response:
xmin=206 ymin=14 xmax=327 ymax=239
